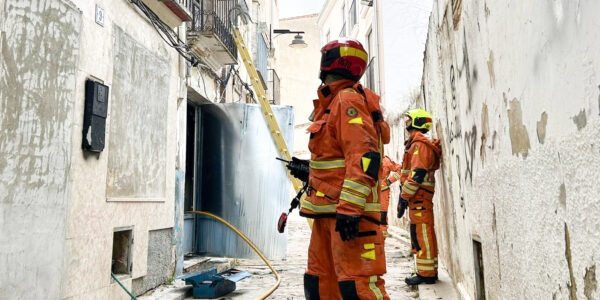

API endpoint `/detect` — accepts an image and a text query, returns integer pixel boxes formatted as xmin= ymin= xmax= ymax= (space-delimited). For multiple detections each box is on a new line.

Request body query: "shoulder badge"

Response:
xmin=346 ymin=107 xmax=358 ymax=117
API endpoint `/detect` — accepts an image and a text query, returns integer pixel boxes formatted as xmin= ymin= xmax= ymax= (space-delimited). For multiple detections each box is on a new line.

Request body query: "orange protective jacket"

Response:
xmin=380 ymin=156 xmax=401 ymax=212
xmin=300 ymin=79 xmax=390 ymax=221
xmin=399 ymin=131 xmax=441 ymax=222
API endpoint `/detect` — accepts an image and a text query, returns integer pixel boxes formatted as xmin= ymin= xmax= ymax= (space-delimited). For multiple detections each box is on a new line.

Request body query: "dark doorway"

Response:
xmin=473 ymin=239 xmax=486 ymax=300
xmin=183 ymin=102 xmax=200 ymax=254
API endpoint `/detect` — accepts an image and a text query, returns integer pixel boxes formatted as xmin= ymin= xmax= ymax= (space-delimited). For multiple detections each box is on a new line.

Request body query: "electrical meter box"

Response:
xmin=82 ymin=79 xmax=109 ymax=152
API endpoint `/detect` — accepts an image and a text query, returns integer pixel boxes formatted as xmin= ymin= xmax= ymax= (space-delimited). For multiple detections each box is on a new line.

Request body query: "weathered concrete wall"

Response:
xmin=132 ymin=228 xmax=174 ymax=295
xmin=0 ymin=0 xmax=81 ymax=299
xmin=60 ymin=0 xmax=182 ymax=298
xmin=421 ymin=0 xmax=600 ymax=299
xmin=107 ymin=26 xmax=169 ymax=200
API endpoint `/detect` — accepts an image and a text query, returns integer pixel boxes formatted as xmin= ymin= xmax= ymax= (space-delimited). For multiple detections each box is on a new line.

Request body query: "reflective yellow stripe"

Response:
xmin=364 ymin=203 xmax=380 ymax=212
xmin=402 ymin=185 xmax=417 ymax=196
xmin=392 ymin=172 xmax=401 ymax=180
xmin=401 ymin=169 xmax=410 ymax=174
xmin=368 ymin=275 xmax=383 ymax=300
xmin=417 ymin=258 xmax=435 ymax=264
xmin=300 ymin=199 xmax=337 ymax=213
xmin=309 ymin=159 xmax=345 ymax=169
xmin=422 ymin=223 xmax=431 ymax=259
xmin=340 ymin=46 xmax=368 ymax=63
xmin=404 ymin=182 xmax=418 ymax=191
xmin=417 ymin=265 xmax=435 ymax=271
xmin=371 ymin=185 xmax=378 ymax=203
xmin=340 ymin=191 xmax=366 ymax=207
xmin=343 ymin=179 xmax=370 ymax=196
xmin=381 ymin=186 xmax=390 ymax=191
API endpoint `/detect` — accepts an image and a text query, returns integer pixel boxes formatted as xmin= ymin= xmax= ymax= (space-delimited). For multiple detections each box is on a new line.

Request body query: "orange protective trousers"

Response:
xmin=305 ymin=218 xmax=389 ymax=300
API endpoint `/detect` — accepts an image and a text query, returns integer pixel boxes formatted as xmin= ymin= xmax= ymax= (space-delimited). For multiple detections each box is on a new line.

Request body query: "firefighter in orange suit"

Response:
xmin=299 ymin=38 xmax=391 ymax=299
xmin=396 ymin=109 xmax=442 ymax=285
xmin=379 ymin=156 xmax=401 ymax=234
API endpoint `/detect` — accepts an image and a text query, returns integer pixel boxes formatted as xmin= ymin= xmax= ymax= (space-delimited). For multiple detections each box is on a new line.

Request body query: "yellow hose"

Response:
xmin=187 ymin=211 xmax=281 ymax=299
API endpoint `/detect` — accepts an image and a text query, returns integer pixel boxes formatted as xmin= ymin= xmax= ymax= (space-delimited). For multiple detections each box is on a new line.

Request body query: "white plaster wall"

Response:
xmin=278 ymin=14 xmax=320 ymax=159
xmin=62 ymin=0 xmax=182 ymax=298
xmin=421 ymin=0 xmax=600 ymax=299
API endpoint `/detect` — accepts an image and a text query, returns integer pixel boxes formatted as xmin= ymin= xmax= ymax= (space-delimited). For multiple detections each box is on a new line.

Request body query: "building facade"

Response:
xmin=278 ymin=14 xmax=320 ymax=159
xmin=0 ymin=0 xmax=280 ymax=298
xmin=420 ymin=0 xmax=600 ymax=299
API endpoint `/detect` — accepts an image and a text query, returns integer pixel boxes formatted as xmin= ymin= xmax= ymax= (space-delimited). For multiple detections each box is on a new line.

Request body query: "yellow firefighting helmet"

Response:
xmin=404 ymin=108 xmax=433 ymax=131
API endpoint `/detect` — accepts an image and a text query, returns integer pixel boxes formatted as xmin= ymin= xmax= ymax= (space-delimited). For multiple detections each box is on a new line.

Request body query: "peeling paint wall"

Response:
xmin=419 ymin=0 xmax=600 ymax=299
xmin=1 ymin=0 xmax=184 ymax=298
xmin=0 ymin=0 xmax=81 ymax=298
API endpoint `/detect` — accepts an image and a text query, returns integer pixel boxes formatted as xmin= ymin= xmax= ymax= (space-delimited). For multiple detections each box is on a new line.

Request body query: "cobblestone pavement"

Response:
xmin=220 ymin=212 xmax=419 ymax=299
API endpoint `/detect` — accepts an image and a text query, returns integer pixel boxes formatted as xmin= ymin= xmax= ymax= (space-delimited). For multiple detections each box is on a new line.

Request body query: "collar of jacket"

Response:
xmin=406 ymin=131 xmax=442 ymax=156
xmin=316 ymin=79 xmax=358 ymax=109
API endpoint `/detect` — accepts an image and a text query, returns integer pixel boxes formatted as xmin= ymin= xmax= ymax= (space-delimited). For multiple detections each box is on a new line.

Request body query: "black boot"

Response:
xmin=405 ymin=273 xmax=436 ymax=285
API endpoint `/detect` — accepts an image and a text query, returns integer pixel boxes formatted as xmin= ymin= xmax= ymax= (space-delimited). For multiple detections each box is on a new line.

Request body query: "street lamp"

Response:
xmin=272 ymin=29 xmax=308 ymax=49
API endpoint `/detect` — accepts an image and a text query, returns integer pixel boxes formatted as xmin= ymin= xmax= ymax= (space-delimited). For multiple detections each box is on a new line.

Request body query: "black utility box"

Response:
xmin=82 ymin=79 xmax=109 ymax=152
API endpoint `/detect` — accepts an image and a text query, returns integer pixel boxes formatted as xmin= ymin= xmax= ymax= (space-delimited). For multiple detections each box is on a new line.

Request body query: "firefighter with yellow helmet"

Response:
xmin=397 ymin=108 xmax=442 ymax=285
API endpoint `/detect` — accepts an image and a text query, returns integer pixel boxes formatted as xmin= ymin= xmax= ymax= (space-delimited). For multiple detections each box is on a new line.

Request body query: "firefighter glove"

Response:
xmin=397 ymin=197 xmax=408 ymax=219
xmin=287 ymin=157 xmax=310 ymax=183
xmin=380 ymin=211 xmax=388 ymax=225
xmin=335 ymin=214 xmax=361 ymax=241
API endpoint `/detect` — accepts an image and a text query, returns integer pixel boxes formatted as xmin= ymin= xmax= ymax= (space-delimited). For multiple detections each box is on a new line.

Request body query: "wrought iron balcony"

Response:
xmin=268 ymin=69 xmax=280 ymax=105
xmin=188 ymin=0 xmax=238 ymax=67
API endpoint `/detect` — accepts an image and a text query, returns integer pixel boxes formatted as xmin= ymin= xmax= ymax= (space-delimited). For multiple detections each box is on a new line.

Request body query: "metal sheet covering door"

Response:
xmin=196 ymin=103 xmax=294 ymax=259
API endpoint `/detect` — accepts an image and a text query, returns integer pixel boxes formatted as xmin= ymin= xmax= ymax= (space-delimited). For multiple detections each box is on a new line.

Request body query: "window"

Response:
xmin=112 ymin=228 xmax=133 ymax=276
xmin=349 ymin=0 xmax=357 ymax=30
xmin=340 ymin=2 xmax=346 ymax=37
xmin=364 ymin=28 xmax=379 ymax=93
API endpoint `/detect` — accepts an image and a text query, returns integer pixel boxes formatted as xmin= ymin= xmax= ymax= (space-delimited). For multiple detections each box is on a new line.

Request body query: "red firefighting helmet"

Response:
xmin=319 ymin=38 xmax=368 ymax=82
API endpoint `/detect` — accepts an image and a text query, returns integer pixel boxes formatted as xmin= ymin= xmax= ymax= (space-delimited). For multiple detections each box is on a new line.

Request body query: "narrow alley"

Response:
xmin=2 ymin=0 xmax=600 ymax=299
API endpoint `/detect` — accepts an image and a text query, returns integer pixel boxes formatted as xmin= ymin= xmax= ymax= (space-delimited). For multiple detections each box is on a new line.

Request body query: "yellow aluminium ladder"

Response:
xmin=231 ymin=27 xmax=305 ymax=193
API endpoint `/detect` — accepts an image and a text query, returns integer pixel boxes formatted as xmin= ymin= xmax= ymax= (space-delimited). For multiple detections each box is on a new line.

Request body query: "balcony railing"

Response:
xmin=190 ymin=0 xmax=237 ymax=59
xmin=268 ymin=69 xmax=280 ymax=105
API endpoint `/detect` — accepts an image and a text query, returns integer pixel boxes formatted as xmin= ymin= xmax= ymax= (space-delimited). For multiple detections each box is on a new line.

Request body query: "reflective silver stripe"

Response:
xmin=422 ymin=223 xmax=431 ymax=259
xmin=300 ymin=199 xmax=337 ymax=213
xmin=416 ymin=265 xmax=435 ymax=271
xmin=364 ymin=203 xmax=381 ymax=212
xmin=340 ymin=191 xmax=366 ymax=207
xmin=402 ymin=183 xmax=417 ymax=195
xmin=392 ymin=172 xmax=401 ymax=180
xmin=401 ymin=169 xmax=410 ymax=174
xmin=372 ymin=185 xmax=378 ymax=203
xmin=422 ymin=181 xmax=435 ymax=187
xmin=416 ymin=258 xmax=435 ymax=264
xmin=381 ymin=186 xmax=390 ymax=191
xmin=309 ymin=159 xmax=345 ymax=169
xmin=368 ymin=276 xmax=383 ymax=300
xmin=342 ymin=179 xmax=370 ymax=196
